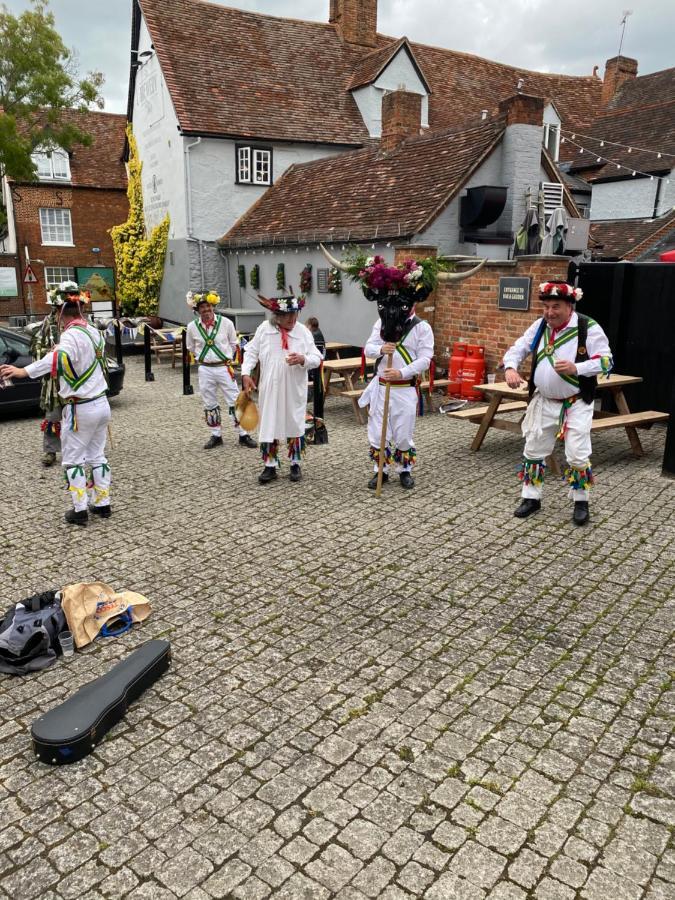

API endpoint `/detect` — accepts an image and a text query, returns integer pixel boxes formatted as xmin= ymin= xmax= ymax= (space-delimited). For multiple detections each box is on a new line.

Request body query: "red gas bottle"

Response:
xmin=448 ymin=342 xmax=467 ymax=397
xmin=461 ymin=345 xmax=486 ymax=399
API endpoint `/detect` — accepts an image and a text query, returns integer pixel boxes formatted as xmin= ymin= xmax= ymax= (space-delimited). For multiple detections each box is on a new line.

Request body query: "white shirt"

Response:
xmin=185 ymin=314 xmax=238 ymax=363
xmin=502 ymin=311 xmax=613 ymax=400
xmin=364 ymin=316 xmax=435 ymax=380
xmin=25 ymin=322 xmax=108 ymax=401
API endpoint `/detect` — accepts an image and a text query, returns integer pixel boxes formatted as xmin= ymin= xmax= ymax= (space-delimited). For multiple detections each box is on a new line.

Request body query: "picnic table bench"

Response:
xmin=447 ymin=374 xmax=668 ymax=459
xmin=338 ymin=377 xmax=451 ymax=424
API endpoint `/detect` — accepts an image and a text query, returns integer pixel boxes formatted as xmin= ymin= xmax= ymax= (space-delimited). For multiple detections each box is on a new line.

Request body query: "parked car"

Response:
xmin=0 ymin=324 xmax=124 ymax=414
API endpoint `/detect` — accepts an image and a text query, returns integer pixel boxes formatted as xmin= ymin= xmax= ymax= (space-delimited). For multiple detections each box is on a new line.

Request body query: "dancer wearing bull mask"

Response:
xmin=241 ymin=292 xmax=322 ymax=484
xmin=185 ymin=290 xmax=257 ymax=450
xmin=503 ymin=280 xmax=613 ymax=525
xmin=360 ymin=290 xmax=434 ymax=490
xmin=0 ymin=287 xmax=112 ymax=525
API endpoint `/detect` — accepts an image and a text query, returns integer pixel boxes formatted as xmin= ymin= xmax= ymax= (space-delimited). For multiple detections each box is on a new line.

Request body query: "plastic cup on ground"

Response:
xmin=59 ymin=630 xmax=74 ymax=657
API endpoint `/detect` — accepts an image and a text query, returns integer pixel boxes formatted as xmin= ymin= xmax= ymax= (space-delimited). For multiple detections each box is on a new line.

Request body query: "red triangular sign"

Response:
xmin=23 ymin=264 xmax=38 ymax=284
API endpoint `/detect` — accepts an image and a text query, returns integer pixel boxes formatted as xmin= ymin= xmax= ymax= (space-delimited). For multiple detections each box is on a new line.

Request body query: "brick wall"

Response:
xmin=9 ymin=183 xmax=128 ymax=314
xmin=601 ymin=56 xmax=638 ymax=105
xmin=381 ymin=90 xmax=422 ymax=152
xmin=432 ymin=256 xmax=569 ymax=372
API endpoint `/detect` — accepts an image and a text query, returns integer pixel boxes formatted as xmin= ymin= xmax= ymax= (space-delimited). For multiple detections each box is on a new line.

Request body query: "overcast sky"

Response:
xmin=4 ymin=0 xmax=673 ymax=114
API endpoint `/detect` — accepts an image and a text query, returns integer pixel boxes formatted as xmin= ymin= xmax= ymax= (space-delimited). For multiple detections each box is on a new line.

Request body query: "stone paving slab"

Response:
xmin=0 ymin=356 xmax=673 ymax=899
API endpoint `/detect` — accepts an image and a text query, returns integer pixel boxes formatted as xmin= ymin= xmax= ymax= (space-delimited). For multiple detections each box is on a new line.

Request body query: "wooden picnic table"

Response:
xmin=449 ymin=374 xmax=668 ymax=458
xmin=324 ymin=341 xmax=352 ymax=359
xmin=322 ymin=356 xmax=375 ymax=394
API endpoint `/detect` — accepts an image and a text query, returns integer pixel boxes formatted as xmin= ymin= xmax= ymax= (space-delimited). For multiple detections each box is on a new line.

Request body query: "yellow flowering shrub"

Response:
xmin=110 ymin=127 xmax=169 ymax=316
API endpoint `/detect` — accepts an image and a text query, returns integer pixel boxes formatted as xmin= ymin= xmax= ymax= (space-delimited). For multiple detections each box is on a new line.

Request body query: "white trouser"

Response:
xmin=60 ymin=397 xmax=111 ymax=511
xmin=197 ymin=365 xmax=247 ymax=437
xmin=366 ymin=383 xmax=418 ymax=472
xmin=521 ymin=393 xmax=594 ymax=501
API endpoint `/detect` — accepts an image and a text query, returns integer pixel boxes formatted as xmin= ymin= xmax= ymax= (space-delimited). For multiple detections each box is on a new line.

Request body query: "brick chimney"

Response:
xmin=329 ymin=0 xmax=378 ymax=48
xmin=602 ymin=55 xmax=638 ymax=104
xmin=380 ymin=89 xmax=422 ymax=152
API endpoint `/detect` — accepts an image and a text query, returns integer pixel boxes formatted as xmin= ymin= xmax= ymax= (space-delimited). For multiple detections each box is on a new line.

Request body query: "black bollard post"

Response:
xmin=113 ymin=321 xmax=123 ymax=367
xmin=312 ymin=362 xmax=328 ymax=444
xmin=182 ymin=330 xmax=194 ymax=395
xmin=143 ymin=325 xmax=155 ymax=382
xmin=662 ymin=376 xmax=675 ymax=477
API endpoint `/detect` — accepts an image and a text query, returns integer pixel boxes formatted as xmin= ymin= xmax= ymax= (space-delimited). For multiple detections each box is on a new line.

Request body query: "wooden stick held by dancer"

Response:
xmin=375 ymin=352 xmax=393 ymax=497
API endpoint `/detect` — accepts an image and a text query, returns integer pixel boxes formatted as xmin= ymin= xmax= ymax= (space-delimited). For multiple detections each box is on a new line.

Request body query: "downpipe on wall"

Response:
xmin=184 ymin=136 xmax=205 ymax=290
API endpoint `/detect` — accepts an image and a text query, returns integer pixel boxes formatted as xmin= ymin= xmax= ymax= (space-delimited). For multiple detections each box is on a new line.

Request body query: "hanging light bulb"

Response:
xmin=616 ymin=164 xmax=621 ymax=169
xmin=657 ymin=153 xmax=662 ymax=159
xmin=579 ymin=148 xmax=584 ymax=154
xmin=600 ymin=141 xmax=604 ymax=147
xmin=560 ymin=136 xmax=565 ymax=144
xmin=628 ymin=147 xmax=632 ymax=153
xmin=571 ymin=133 xmax=576 ymax=140
xmin=597 ymin=157 xmax=602 ymax=163
xmin=632 ymin=170 xmax=636 ymax=176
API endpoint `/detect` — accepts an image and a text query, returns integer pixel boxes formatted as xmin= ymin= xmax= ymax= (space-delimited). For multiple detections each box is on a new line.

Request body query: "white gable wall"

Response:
xmin=590 ymin=178 xmax=659 ymax=220
xmin=352 ymin=49 xmax=429 ymax=138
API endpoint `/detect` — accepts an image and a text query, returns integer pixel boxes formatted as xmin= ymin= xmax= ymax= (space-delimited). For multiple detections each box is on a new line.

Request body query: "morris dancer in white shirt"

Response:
xmin=1 ymin=295 xmax=112 ymax=526
xmin=503 ymin=280 xmax=613 ymax=526
xmin=185 ymin=291 xmax=257 ymax=450
xmin=359 ymin=297 xmax=434 ymax=490
xmin=241 ymin=293 xmax=321 ymax=484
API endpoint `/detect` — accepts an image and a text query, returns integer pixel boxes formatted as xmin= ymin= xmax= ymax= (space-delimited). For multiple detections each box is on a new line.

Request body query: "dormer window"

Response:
xmin=32 ymin=148 xmax=71 ymax=181
xmin=543 ymin=124 xmax=560 ymax=161
xmin=236 ymin=145 xmax=272 ymax=186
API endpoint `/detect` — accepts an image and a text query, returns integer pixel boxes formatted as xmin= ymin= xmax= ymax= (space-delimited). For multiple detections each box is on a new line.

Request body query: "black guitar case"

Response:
xmin=31 ymin=639 xmax=171 ymax=765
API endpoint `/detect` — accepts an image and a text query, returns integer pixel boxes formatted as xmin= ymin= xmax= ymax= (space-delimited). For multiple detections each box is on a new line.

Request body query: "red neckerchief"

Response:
xmin=200 ymin=315 xmax=215 ymax=330
xmin=549 ymin=312 xmax=573 ymax=343
xmin=278 ymin=324 xmax=292 ymax=351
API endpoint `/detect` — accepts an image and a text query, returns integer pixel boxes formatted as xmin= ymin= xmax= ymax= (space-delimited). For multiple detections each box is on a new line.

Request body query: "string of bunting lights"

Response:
xmin=561 ymin=134 xmax=672 ymax=183
xmin=561 ymin=129 xmax=675 ymax=161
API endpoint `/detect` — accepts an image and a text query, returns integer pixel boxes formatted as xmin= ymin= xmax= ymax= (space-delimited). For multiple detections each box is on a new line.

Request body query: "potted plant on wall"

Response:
xmin=276 ymin=263 xmax=285 ymax=291
xmin=300 ymin=263 xmax=312 ymax=294
xmin=250 ymin=264 xmax=260 ymax=290
xmin=238 ymin=265 xmax=246 ymax=288
xmin=328 ymin=267 xmax=342 ymax=294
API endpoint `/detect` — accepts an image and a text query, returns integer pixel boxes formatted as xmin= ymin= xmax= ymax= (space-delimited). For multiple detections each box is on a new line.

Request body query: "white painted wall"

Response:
xmin=590 ymin=177 xmax=659 ymax=220
xmin=223 ymin=244 xmax=395 ymax=346
xmin=352 ymin=48 xmax=429 ymax=137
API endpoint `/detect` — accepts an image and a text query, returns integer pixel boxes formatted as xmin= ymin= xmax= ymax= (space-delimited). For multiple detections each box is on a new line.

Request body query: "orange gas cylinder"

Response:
xmin=461 ymin=345 xmax=486 ymax=399
xmin=448 ymin=342 xmax=467 ymax=397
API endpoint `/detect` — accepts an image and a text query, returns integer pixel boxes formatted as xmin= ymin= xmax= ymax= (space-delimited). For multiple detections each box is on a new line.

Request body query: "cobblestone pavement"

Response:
xmin=0 ymin=356 xmax=673 ymax=900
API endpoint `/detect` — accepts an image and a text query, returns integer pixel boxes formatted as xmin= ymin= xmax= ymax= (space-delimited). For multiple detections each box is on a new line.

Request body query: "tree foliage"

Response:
xmin=0 ymin=0 xmax=104 ymax=183
xmin=111 ymin=128 xmax=169 ymax=317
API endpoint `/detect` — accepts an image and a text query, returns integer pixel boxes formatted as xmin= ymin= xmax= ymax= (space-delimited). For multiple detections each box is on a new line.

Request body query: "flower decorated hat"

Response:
xmin=539 ymin=281 xmax=583 ymax=302
xmin=256 ymin=292 xmax=306 ymax=313
xmin=187 ymin=290 xmax=220 ymax=310
xmin=47 ymin=280 xmax=89 ymax=307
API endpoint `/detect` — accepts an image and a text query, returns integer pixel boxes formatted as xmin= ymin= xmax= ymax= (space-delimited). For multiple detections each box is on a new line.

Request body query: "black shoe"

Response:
xmin=573 ymin=501 xmax=590 ymax=526
xmin=368 ymin=472 xmax=389 ymax=490
xmin=65 ymin=509 xmax=88 ymax=526
xmin=204 ymin=435 xmax=223 ymax=449
xmin=514 ymin=498 xmax=541 ymax=518
xmin=238 ymin=435 xmax=258 ymax=449
xmin=258 ymin=466 xmax=278 ymax=484
xmin=289 ymin=464 xmax=302 ymax=482
xmin=399 ymin=471 xmax=415 ymax=490
xmin=90 ymin=505 xmax=112 ymax=519
xmin=42 ymin=451 xmax=57 ymax=467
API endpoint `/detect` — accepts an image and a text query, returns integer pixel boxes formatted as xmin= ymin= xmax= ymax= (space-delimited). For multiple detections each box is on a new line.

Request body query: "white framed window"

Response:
xmin=236 ymin=145 xmax=272 ymax=185
xmin=44 ymin=266 xmax=76 ymax=293
xmin=31 ymin=149 xmax=71 ymax=181
xmin=39 ymin=208 xmax=73 ymax=245
xmin=542 ymin=124 xmax=560 ymax=162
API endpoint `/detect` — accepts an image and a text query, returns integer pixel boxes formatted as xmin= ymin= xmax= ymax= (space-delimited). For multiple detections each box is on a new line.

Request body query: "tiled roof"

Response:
xmin=568 ymin=100 xmax=675 ymax=180
xmin=138 ymin=0 xmax=602 ymax=144
xmin=219 ymin=116 xmax=505 ymax=246
xmin=607 ymin=66 xmax=675 ymax=111
xmin=13 ymin=110 xmax=127 ymax=190
xmin=590 ymin=210 xmax=675 ymax=260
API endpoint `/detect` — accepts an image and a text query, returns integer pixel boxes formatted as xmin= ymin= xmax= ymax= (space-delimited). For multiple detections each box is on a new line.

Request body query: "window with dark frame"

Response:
xmin=236 ymin=144 xmax=273 ymax=185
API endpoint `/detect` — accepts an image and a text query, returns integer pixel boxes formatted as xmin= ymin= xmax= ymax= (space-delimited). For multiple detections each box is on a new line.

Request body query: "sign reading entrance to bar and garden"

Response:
xmin=498 ymin=276 xmax=531 ymax=311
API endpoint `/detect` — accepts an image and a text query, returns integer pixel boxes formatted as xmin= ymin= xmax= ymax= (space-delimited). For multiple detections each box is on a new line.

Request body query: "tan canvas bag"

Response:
xmin=61 ymin=582 xmax=151 ymax=648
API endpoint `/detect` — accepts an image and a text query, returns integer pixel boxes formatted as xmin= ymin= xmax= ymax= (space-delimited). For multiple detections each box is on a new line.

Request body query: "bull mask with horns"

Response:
xmin=320 ymin=244 xmax=487 ymax=341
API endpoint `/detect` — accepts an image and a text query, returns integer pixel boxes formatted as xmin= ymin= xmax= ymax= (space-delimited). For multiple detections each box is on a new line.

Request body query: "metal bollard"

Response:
xmin=113 ymin=321 xmax=123 ymax=367
xmin=143 ymin=326 xmax=155 ymax=382
xmin=182 ymin=330 xmax=194 ymax=395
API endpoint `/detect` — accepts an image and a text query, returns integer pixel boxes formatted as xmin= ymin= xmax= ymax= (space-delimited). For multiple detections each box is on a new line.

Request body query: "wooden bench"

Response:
xmin=590 ymin=411 xmax=669 ymax=431
xmin=447 ymin=400 xmax=528 ymax=421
